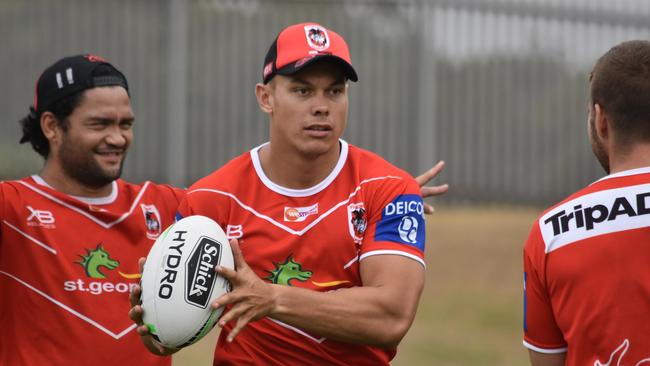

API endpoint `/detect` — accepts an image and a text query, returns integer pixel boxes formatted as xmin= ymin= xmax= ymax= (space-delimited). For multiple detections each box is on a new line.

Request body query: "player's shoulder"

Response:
xmin=0 ymin=178 xmax=20 ymax=191
xmin=526 ymin=182 xmax=595 ymax=248
xmin=187 ymin=151 xmax=252 ymax=192
xmin=530 ymin=167 xmax=650 ymax=254
xmin=118 ymin=179 xmax=185 ymax=202
xmin=537 ymin=167 xmax=650 ymax=220
xmin=347 ymin=143 xmax=414 ymax=181
xmin=0 ymin=176 xmax=40 ymax=196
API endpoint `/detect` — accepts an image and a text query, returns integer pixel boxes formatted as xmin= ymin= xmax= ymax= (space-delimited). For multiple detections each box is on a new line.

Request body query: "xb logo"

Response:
xmin=26 ymin=206 xmax=55 ymax=228
xmin=76 ymin=244 xmax=120 ymax=279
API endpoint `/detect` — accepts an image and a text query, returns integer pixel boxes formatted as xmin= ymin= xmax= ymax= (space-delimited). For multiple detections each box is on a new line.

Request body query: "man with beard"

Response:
xmin=523 ymin=40 xmax=650 ymax=365
xmin=0 ymin=54 xmax=183 ymax=366
xmin=1 ymin=54 xmax=447 ymax=365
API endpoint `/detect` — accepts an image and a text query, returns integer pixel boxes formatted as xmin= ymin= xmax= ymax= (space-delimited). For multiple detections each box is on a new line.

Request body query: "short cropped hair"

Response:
xmin=590 ymin=40 xmax=650 ymax=144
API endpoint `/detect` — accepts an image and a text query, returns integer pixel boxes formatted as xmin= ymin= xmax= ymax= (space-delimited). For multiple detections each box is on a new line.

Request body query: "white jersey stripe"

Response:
xmin=188 ymin=175 xmax=403 ymax=237
xmin=2 ymin=220 xmax=57 ymax=255
xmin=16 ymin=180 xmax=151 ymax=229
xmin=359 ymin=250 xmax=426 ymax=268
xmin=343 ymin=255 xmax=358 ymax=269
xmin=522 ymin=339 xmax=567 ymax=354
xmin=268 ymin=318 xmax=326 ymax=343
xmin=539 ymin=183 xmax=650 ymax=253
xmin=0 ymin=270 xmax=136 ymax=339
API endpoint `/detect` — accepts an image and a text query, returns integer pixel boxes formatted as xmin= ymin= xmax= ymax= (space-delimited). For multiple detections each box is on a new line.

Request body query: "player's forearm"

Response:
xmin=269 ymin=280 xmax=421 ymax=347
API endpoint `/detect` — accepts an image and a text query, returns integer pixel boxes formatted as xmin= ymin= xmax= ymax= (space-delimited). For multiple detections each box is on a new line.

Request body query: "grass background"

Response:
xmin=172 ymin=206 xmax=540 ymax=365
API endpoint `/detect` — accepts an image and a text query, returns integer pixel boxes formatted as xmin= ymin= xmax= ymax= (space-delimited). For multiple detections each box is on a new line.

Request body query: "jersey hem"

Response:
xmin=522 ymin=339 xmax=568 ymax=354
xmin=360 ymin=250 xmax=426 ymax=268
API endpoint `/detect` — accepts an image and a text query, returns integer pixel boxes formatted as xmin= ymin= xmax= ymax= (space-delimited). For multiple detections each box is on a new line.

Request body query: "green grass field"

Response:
xmin=172 ymin=206 xmax=541 ymax=366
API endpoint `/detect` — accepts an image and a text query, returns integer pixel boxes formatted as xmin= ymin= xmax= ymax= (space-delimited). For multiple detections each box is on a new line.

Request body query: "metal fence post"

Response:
xmin=415 ymin=3 xmax=437 ymax=175
xmin=168 ymin=0 xmax=188 ymax=186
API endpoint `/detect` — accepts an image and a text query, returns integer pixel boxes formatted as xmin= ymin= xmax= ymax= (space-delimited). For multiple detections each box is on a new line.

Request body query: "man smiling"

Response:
xmin=0 ymin=55 xmax=183 ymax=366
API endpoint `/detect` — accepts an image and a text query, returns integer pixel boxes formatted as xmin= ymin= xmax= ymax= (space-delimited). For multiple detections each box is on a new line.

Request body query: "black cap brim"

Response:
xmin=273 ymin=55 xmax=358 ymax=84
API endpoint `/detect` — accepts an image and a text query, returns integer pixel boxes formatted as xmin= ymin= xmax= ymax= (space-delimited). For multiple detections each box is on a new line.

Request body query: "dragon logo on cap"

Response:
xmin=304 ymin=25 xmax=330 ymax=51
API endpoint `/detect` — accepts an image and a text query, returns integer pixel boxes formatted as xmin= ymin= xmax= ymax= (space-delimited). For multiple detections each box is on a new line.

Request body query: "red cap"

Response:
xmin=262 ymin=22 xmax=358 ymax=84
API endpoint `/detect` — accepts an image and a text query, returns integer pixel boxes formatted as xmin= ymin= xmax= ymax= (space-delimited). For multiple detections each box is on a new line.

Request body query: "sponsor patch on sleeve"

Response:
xmin=374 ymin=194 xmax=426 ymax=251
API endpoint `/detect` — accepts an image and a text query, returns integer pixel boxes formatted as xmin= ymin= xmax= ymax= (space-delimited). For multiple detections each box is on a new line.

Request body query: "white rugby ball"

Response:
xmin=140 ymin=215 xmax=233 ymax=348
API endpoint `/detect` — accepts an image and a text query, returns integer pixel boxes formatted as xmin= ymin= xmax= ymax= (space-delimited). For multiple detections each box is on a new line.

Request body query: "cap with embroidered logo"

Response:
xmin=262 ymin=22 xmax=358 ymax=84
xmin=34 ymin=54 xmax=129 ymax=113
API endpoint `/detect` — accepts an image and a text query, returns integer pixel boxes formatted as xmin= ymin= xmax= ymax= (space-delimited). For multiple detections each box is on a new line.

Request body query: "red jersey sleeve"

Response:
xmin=176 ymin=193 xmax=196 ymax=220
xmin=169 ymin=186 xmax=186 ymax=206
xmin=176 ymin=186 xmax=231 ymax=232
xmin=523 ymin=223 xmax=567 ymax=353
xmin=359 ymin=176 xmax=426 ymax=266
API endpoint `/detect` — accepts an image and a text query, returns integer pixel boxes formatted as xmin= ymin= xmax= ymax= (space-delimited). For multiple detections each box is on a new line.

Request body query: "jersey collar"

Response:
xmin=250 ymin=139 xmax=349 ymax=197
xmin=593 ymin=166 xmax=650 ymax=184
xmin=32 ymin=175 xmax=119 ymax=205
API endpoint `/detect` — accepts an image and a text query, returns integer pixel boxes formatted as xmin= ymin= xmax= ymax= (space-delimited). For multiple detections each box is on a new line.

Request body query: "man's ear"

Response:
xmin=593 ymin=103 xmax=609 ymax=142
xmin=41 ymin=112 xmax=62 ymax=147
xmin=255 ymin=83 xmax=273 ymax=114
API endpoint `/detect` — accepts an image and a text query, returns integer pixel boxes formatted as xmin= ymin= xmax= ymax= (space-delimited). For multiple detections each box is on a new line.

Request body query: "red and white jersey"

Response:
xmin=178 ymin=140 xmax=426 ymax=366
xmin=523 ymin=167 xmax=650 ymax=365
xmin=0 ymin=175 xmax=183 ymax=366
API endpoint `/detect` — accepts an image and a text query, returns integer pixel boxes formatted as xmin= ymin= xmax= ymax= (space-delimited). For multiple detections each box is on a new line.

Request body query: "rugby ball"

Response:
xmin=140 ymin=215 xmax=233 ymax=348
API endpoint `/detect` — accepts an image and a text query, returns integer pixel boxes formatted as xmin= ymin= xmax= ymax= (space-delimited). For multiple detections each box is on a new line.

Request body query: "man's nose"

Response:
xmin=311 ymin=94 xmax=330 ymax=116
xmin=105 ymin=126 xmax=128 ymax=146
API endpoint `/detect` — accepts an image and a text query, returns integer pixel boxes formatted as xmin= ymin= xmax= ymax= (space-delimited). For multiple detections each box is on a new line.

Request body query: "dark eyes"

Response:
xmin=291 ymin=87 xmax=344 ymax=96
xmin=119 ymin=120 xmax=134 ymax=129
xmin=88 ymin=119 xmax=134 ymax=130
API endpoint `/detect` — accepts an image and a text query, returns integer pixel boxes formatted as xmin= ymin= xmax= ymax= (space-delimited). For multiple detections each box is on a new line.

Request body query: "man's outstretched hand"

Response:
xmin=415 ymin=161 xmax=449 ymax=214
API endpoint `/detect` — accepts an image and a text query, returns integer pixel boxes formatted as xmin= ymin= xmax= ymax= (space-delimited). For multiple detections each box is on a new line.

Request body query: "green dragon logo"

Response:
xmin=265 ymin=255 xmax=312 ymax=286
xmin=76 ymin=244 xmax=120 ymax=279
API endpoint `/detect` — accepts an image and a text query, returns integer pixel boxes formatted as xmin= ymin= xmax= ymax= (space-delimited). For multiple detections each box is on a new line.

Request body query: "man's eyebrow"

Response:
xmin=86 ymin=114 xmax=135 ymax=122
xmin=288 ymin=76 xmax=311 ymax=86
xmin=288 ymin=76 xmax=346 ymax=86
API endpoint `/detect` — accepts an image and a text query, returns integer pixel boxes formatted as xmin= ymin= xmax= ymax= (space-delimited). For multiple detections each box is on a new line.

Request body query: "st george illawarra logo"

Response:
xmin=347 ymin=203 xmax=368 ymax=244
xmin=185 ymin=237 xmax=224 ymax=308
xmin=140 ymin=204 xmax=162 ymax=240
xmin=304 ymin=25 xmax=330 ymax=51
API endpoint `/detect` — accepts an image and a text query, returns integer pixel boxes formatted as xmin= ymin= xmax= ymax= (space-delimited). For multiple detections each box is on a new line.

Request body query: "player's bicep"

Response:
xmin=359 ymin=254 xmax=425 ymax=335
